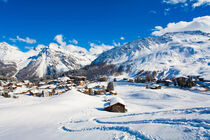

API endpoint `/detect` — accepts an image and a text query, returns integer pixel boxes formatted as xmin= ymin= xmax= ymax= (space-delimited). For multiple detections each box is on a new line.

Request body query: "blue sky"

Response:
xmin=0 ymin=0 xmax=209 ymax=52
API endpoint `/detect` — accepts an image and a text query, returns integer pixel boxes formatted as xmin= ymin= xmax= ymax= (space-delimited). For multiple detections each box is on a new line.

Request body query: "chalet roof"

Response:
xmin=39 ymin=84 xmax=56 ymax=89
xmin=30 ymin=89 xmax=41 ymax=93
xmin=24 ymin=80 xmax=30 ymax=83
xmin=16 ymin=83 xmax=23 ymax=85
xmin=39 ymin=82 xmax=46 ymax=85
xmin=58 ymin=77 xmax=70 ymax=81
xmin=105 ymin=97 xmax=126 ymax=108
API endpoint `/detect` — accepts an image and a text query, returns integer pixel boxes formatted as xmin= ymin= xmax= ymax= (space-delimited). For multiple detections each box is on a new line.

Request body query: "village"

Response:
xmin=0 ymin=73 xmax=209 ymax=114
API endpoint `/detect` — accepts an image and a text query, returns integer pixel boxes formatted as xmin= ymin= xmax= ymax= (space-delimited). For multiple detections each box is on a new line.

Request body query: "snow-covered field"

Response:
xmin=0 ymin=82 xmax=210 ymax=140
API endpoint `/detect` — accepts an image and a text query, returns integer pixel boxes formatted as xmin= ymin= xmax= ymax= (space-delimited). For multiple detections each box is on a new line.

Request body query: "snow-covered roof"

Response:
xmin=109 ymin=97 xmax=126 ymax=106
xmin=58 ymin=77 xmax=70 ymax=81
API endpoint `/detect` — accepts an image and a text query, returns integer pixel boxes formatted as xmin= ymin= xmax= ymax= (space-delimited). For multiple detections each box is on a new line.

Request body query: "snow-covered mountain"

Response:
xmin=16 ymin=43 xmax=93 ymax=79
xmin=92 ymin=31 xmax=210 ymax=79
xmin=1 ymin=31 xmax=210 ymax=80
xmin=0 ymin=42 xmax=94 ymax=79
xmin=0 ymin=42 xmax=34 ymax=77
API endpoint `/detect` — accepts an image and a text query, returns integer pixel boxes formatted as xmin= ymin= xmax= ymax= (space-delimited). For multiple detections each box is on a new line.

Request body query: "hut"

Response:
xmin=97 ymin=77 xmax=108 ymax=82
xmin=94 ymin=89 xmax=106 ymax=95
xmin=146 ymin=84 xmax=161 ymax=89
xmin=104 ymin=97 xmax=127 ymax=113
xmin=16 ymin=83 xmax=23 ymax=88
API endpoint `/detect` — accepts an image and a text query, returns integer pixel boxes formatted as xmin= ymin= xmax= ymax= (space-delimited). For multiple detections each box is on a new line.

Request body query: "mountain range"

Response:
xmin=0 ymin=31 xmax=209 ymax=80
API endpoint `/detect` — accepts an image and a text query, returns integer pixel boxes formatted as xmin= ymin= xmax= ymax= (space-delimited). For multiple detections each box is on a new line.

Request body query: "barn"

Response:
xmin=104 ymin=97 xmax=127 ymax=113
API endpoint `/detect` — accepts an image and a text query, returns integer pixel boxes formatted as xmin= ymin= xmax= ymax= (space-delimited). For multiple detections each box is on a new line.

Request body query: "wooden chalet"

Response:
xmin=104 ymin=97 xmax=127 ymax=113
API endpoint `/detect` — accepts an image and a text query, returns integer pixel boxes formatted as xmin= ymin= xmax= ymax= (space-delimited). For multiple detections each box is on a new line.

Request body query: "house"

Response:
xmin=16 ymin=83 xmax=23 ymax=88
xmin=21 ymin=91 xmax=29 ymax=95
xmin=29 ymin=89 xmax=42 ymax=97
xmin=146 ymin=84 xmax=161 ymax=89
xmin=109 ymin=91 xmax=117 ymax=95
xmin=97 ymin=77 xmax=108 ymax=82
xmin=77 ymin=81 xmax=85 ymax=86
xmin=56 ymin=89 xmax=66 ymax=95
xmin=128 ymin=79 xmax=134 ymax=83
xmin=95 ymin=89 xmax=106 ymax=95
xmin=104 ymin=97 xmax=127 ymax=113
xmin=123 ymin=78 xmax=128 ymax=81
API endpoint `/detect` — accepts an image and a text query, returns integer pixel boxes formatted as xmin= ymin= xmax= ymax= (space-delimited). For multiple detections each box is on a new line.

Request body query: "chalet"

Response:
xmin=29 ymin=89 xmax=42 ymax=97
xmin=104 ymin=97 xmax=127 ymax=113
xmin=97 ymin=77 xmax=108 ymax=82
xmin=74 ymin=76 xmax=87 ymax=82
xmin=109 ymin=91 xmax=117 ymax=95
xmin=58 ymin=77 xmax=70 ymax=82
xmin=23 ymin=80 xmax=30 ymax=84
xmin=16 ymin=83 xmax=23 ymax=88
xmin=3 ymin=84 xmax=9 ymax=89
xmin=38 ymin=81 xmax=47 ymax=87
xmin=94 ymin=89 xmax=106 ymax=95
xmin=146 ymin=84 xmax=161 ymax=89
xmin=56 ymin=89 xmax=66 ymax=95
xmin=123 ymin=78 xmax=128 ymax=81
xmin=31 ymin=86 xmax=38 ymax=90
xmin=21 ymin=91 xmax=29 ymax=95
xmin=157 ymin=79 xmax=171 ymax=86
xmin=129 ymin=79 xmax=134 ymax=83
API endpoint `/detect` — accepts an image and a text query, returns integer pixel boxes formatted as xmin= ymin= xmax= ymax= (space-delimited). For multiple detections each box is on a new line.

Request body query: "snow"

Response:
xmin=93 ymin=31 xmax=210 ymax=79
xmin=109 ymin=97 xmax=126 ymax=106
xmin=0 ymin=82 xmax=209 ymax=140
xmin=0 ymin=41 xmax=95 ymax=78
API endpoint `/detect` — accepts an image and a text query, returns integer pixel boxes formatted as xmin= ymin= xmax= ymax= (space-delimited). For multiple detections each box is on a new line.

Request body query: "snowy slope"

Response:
xmin=0 ymin=83 xmax=209 ymax=140
xmin=92 ymin=31 xmax=210 ymax=79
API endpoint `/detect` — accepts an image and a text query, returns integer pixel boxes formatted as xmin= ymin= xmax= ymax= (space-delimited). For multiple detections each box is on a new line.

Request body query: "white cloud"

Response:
xmin=154 ymin=26 xmax=164 ymax=30
xmin=152 ymin=16 xmax=210 ymax=36
xmin=120 ymin=37 xmax=125 ymax=40
xmin=163 ymin=0 xmax=210 ymax=8
xmin=193 ymin=0 xmax=210 ymax=7
xmin=9 ymin=36 xmax=36 ymax=44
xmin=163 ymin=0 xmax=187 ymax=4
xmin=89 ymin=43 xmax=114 ymax=56
xmin=54 ymin=34 xmax=66 ymax=46
xmin=69 ymin=39 xmax=78 ymax=45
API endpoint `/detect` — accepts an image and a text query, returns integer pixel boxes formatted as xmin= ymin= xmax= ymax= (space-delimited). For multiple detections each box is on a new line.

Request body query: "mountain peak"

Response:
xmin=92 ymin=30 xmax=210 ymax=79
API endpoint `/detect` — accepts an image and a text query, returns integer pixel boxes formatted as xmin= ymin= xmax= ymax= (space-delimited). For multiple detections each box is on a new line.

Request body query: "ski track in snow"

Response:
xmin=62 ymin=126 xmax=151 ymax=140
xmin=61 ymin=107 xmax=210 ymax=139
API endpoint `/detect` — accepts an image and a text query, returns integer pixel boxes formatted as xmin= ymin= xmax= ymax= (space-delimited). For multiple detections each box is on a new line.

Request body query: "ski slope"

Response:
xmin=0 ymin=82 xmax=209 ymax=140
